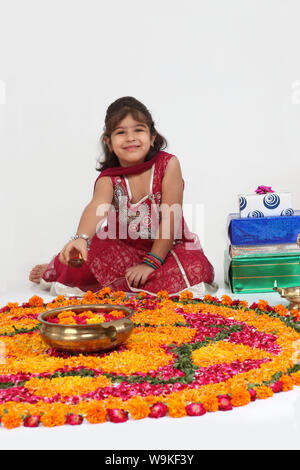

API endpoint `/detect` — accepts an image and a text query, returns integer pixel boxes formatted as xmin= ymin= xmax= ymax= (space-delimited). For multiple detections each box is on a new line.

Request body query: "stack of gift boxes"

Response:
xmin=224 ymin=186 xmax=300 ymax=293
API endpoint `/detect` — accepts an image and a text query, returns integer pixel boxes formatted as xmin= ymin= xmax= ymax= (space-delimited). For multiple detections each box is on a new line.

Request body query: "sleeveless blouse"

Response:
xmin=101 ymin=152 xmax=190 ymax=247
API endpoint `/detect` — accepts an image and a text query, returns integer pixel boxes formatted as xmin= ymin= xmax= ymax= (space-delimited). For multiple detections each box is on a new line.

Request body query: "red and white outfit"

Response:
xmin=41 ymin=151 xmax=217 ymax=297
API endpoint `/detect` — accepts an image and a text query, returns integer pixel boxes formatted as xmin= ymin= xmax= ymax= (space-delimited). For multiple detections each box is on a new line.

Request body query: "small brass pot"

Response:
xmin=273 ymin=286 xmax=300 ymax=310
xmin=38 ymin=304 xmax=134 ymax=353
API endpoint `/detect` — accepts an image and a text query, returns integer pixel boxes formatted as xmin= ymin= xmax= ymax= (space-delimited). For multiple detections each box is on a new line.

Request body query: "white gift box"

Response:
xmin=238 ymin=192 xmax=293 ymax=218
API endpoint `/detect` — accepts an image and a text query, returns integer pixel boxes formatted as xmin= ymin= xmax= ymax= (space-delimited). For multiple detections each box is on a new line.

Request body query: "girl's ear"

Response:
xmin=104 ymin=136 xmax=112 ymax=152
xmin=151 ymin=133 xmax=157 ymax=147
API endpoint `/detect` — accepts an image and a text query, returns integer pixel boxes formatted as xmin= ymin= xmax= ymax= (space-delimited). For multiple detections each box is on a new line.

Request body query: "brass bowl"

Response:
xmin=38 ymin=304 xmax=134 ymax=353
xmin=273 ymin=286 xmax=300 ymax=310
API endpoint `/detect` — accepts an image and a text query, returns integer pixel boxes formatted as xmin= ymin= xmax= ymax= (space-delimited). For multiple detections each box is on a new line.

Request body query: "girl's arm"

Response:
xmin=59 ymin=176 xmax=113 ymax=264
xmin=76 ymin=176 xmax=113 ymax=239
xmin=150 ymin=156 xmax=183 ymax=259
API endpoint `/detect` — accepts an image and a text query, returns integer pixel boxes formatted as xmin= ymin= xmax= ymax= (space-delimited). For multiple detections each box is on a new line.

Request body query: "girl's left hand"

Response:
xmin=125 ymin=263 xmax=155 ymax=288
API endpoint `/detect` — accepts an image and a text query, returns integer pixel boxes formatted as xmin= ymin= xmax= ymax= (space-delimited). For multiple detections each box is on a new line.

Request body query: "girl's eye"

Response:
xmin=115 ymin=128 xmax=145 ymax=135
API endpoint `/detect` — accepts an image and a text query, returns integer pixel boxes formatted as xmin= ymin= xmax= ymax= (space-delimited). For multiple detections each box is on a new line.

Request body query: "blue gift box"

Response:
xmin=228 ymin=212 xmax=300 ymax=246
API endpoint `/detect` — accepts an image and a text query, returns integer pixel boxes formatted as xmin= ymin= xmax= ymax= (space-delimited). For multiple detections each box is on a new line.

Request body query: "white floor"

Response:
xmin=0 ymin=282 xmax=300 ymax=450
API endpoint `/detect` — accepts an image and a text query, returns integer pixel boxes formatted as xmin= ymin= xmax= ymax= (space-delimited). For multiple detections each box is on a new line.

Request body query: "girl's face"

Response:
xmin=105 ymin=113 xmax=156 ymax=167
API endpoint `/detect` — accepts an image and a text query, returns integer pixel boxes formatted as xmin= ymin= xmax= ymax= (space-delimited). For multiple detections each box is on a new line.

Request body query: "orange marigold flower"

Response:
xmin=97 ymin=287 xmax=112 ymax=299
xmin=201 ymin=395 xmax=219 ymax=412
xmin=59 ymin=317 xmax=77 ymax=325
xmin=40 ymin=408 xmax=66 ymax=427
xmin=126 ymin=397 xmax=150 ymax=420
xmin=238 ymin=301 xmax=248 ymax=308
xmin=230 ymin=388 xmax=251 ymax=407
xmin=7 ymin=302 xmax=19 ymax=309
xmin=113 ymin=291 xmax=126 ymax=300
xmin=257 ymin=300 xmax=269 ymax=311
xmin=290 ymin=309 xmax=300 ymax=318
xmin=86 ymin=404 xmax=107 ymax=424
xmin=221 ymin=295 xmax=232 ymax=306
xmin=108 ymin=310 xmax=125 ymax=319
xmin=57 ymin=310 xmax=76 ymax=319
xmin=167 ymin=398 xmax=187 ymax=418
xmin=1 ymin=412 xmax=23 ymax=429
xmin=28 ymin=295 xmax=44 ymax=308
xmin=204 ymin=295 xmax=214 ymax=302
xmin=291 ymin=371 xmax=300 ymax=386
xmin=280 ymin=375 xmax=293 ymax=391
xmin=274 ymin=304 xmax=288 ymax=316
xmin=254 ymin=385 xmax=274 ymax=399
xmin=157 ymin=290 xmax=169 ymax=300
xmin=179 ymin=291 xmax=193 ymax=302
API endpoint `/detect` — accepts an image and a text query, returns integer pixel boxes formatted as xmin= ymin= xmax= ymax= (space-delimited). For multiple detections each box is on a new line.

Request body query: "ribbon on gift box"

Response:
xmin=255 ymin=185 xmax=274 ymax=195
xmin=230 ymin=243 xmax=300 ymax=258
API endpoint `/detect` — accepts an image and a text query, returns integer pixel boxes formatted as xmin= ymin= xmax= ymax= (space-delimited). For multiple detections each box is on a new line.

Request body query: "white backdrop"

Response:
xmin=1 ymin=0 xmax=300 ymax=293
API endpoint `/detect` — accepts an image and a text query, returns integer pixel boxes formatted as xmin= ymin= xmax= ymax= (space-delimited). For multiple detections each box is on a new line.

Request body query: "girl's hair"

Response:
xmin=96 ymin=96 xmax=168 ymax=171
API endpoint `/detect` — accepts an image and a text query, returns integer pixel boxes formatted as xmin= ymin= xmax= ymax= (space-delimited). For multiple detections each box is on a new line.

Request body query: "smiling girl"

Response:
xmin=29 ymin=96 xmax=216 ymax=296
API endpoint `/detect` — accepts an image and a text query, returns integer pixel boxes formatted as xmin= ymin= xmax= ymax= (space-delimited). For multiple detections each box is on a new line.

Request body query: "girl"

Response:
xmin=29 ymin=96 xmax=217 ymax=297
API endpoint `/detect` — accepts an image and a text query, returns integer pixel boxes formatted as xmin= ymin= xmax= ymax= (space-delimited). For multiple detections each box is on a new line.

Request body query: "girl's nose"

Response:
xmin=127 ymin=133 xmax=137 ymax=142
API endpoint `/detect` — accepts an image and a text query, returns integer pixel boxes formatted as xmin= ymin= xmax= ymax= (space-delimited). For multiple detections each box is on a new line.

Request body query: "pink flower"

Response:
xmin=217 ymin=395 xmax=233 ymax=411
xmin=23 ymin=415 xmax=40 ymax=427
xmin=65 ymin=413 xmax=84 ymax=425
xmin=249 ymin=389 xmax=257 ymax=401
xmin=255 ymin=185 xmax=274 ymax=194
xmin=47 ymin=318 xmax=60 ymax=324
xmin=185 ymin=403 xmax=206 ymax=416
xmin=149 ymin=402 xmax=168 ymax=418
xmin=107 ymin=408 xmax=128 ymax=423
xmin=270 ymin=381 xmax=283 ymax=393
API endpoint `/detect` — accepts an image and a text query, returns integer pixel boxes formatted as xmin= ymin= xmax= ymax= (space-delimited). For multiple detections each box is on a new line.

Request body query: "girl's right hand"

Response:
xmin=59 ymin=238 xmax=89 ymax=265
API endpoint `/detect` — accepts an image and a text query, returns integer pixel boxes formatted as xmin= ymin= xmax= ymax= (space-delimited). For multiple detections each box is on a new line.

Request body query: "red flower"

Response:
xmin=0 ymin=306 xmax=10 ymax=313
xmin=149 ymin=403 xmax=168 ymax=419
xmin=185 ymin=403 xmax=206 ymax=416
xmin=270 ymin=381 xmax=283 ymax=393
xmin=47 ymin=318 xmax=60 ymax=324
xmin=66 ymin=413 xmax=84 ymax=425
xmin=23 ymin=415 xmax=40 ymax=427
xmin=107 ymin=408 xmax=128 ymax=423
xmin=76 ymin=317 xmax=88 ymax=325
xmin=249 ymin=389 xmax=257 ymax=401
xmin=217 ymin=395 xmax=233 ymax=411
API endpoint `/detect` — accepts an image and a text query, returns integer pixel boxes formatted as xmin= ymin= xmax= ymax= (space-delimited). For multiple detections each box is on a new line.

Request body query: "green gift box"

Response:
xmin=224 ymin=250 xmax=300 ymax=293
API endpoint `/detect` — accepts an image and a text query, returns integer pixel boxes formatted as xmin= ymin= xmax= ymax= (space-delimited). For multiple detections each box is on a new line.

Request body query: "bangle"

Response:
xmin=142 ymin=254 xmax=162 ymax=270
xmin=143 ymin=259 xmax=158 ymax=270
xmin=148 ymin=252 xmax=164 ymax=265
xmin=70 ymin=234 xmax=91 ymax=250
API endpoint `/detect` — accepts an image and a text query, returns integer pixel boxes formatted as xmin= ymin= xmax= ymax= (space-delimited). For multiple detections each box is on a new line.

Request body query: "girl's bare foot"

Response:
xmin=29 ymin=264 xmax=49 ymax=283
